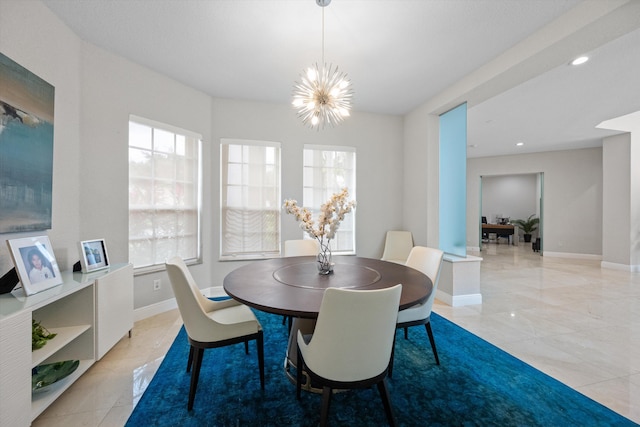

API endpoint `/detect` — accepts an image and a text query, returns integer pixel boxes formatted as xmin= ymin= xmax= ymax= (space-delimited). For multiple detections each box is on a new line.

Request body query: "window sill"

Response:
xmin=133 ymin=258 xmax=201 ymax=276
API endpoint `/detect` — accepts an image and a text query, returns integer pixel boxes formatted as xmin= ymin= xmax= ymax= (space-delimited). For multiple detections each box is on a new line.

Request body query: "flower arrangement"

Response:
xmin=283 ymin=188 xmax=356 ymax=274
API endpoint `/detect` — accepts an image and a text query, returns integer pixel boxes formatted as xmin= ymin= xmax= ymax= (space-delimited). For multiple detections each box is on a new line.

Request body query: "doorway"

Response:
xmin=479 ymin=173 xmax=543 ymax=252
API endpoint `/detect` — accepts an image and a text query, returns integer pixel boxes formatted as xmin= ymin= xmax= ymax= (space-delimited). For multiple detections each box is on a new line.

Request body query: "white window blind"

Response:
xmin=220 ymin=139 xmax=281 ymax=260
xmin=128 ymin=115 xmax=202 ymax=270
xmin=303 ymin=145 xmax=356 ymax=254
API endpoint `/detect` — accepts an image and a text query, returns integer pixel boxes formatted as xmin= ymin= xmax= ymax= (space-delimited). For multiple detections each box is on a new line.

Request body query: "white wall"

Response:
xmin=0 ymin=1 xmax=405 ymax=310
xmin=403 ymin=107 xmax=439 ymax=249
xmin=468 ymin=148 xmax=603 ymax=255
xmin=78 ymin=44 xmax=216 ymax=308
xmin=0 ymin=1 xmax=82 ymax=271
xmin=481 ymin=173 xmax=538 ymax=226
xmin=209 ymin=98 xmax=404 ymax=288
xmin=602 ymin=133 xmax=631 ymax=265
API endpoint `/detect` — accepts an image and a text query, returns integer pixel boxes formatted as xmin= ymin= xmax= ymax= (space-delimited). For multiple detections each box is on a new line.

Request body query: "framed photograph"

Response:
xmin=78 ymin=239 xmax=110 ymax=273
xmin=7 ymin=236 xmax=62 ymax=296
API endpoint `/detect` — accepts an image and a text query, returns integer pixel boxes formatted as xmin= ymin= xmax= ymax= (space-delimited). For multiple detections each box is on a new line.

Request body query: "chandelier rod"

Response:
xmin=321 ymin=6 xmax=325 ymax=66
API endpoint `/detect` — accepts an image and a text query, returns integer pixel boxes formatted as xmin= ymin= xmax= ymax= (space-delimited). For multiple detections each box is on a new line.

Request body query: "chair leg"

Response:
xmin=403 ymin=326 xmax=408 ymax=340
xmin=425 ymin=322 xmax=440 ymax=365
xmin=282 ymin=315 xmax=292 ymax=330
xmin=244 ymin=340 xmax=249 ymax=355
xmin=320 ymin=386 xmax=333 ymax=427
xmin=187 ymin=347 xmax=204 ymax=410
xmin=257 ymin=331 xmax=265 ymax=390
xmin=186 ymin=346 xmax=194 ymax=373
xmin=377 ymin=379 xmax=397 ymax=427
xmin=296 ymin=347 xmax=303 ymax=400
xmin=388 ymin=334 xmax=396 ymax=379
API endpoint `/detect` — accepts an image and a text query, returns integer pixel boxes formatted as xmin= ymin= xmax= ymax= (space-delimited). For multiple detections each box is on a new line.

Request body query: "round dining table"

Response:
xmin=223 ymin=255 xmax=433 ymax=318
xmin=223 ymin=255 xmax=433 ymax=391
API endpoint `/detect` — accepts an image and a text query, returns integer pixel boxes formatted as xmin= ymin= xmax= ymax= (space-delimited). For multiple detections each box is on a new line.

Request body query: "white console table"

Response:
xmin=0 ymin=263 xmax=133 ymax=426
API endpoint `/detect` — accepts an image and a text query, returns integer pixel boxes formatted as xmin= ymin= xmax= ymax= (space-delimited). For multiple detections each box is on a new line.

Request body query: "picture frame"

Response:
xmin=1 ymin=53 xmax=55 ymax=233
xmin=78 ymin=239 xmax=110 ymax=273
xmin=7 ymin=236 xmax=63 ymax=296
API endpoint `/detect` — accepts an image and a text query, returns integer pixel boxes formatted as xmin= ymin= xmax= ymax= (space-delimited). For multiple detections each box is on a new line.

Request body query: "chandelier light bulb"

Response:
xmin=293 ymin=62 xmax=353 ymax=129
xmin=307 ymin=67 xmax=317 ymax=81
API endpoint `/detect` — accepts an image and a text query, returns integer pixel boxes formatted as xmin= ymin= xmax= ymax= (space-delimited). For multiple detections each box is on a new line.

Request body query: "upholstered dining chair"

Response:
xmin=165 ymin=256 xmax=265 ymax=410
xmin=284 ymin=239 xmax=319 ymax=257
xmin=381 ymin=230 xmax=414 ymax=264
xmin=390 ymin=246 xmax=443 ymax=377
xmin=296 ymin=285 xmax=402 ymax=427
xmin=281 ymin=239 xmax=319 ymax=328
xmin=169 ymin=257 xmax=250 ymax=373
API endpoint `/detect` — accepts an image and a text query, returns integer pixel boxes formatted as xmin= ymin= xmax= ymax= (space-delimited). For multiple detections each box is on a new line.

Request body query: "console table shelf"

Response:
xmin=31 ymin=324 xmax=92 ymax=367
xmin=31 ymin=358 xmax=93 ymax=419
xmin=0 ymin=263 xmax=133 ymax=427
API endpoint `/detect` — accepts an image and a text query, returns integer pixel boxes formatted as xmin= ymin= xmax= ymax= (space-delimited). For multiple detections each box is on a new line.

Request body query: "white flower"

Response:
xmin=283 ymin=188 xmax=356 ymax=248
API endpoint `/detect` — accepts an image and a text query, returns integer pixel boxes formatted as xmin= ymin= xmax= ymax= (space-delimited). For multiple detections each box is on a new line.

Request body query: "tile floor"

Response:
xmin=33 ymin=243 xmax=640 ymax=426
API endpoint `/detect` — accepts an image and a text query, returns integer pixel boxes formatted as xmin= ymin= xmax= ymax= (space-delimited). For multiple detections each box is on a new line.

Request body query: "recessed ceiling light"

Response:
xmin=516 ymin=142 xmax=524 ymax=146
xmin=571 ymin=56 xmax=589 ymax=66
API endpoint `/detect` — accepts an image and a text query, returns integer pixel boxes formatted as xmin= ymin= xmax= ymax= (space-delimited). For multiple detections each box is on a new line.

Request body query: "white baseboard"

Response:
xmin=133 ymin=286 xmax=229 ymax=322
xmin=435 ymin=290 xmax=482 ymax=307
xmin=542 ymin=251 xmax=602 ymax=261
xmin=134 ymin=298 xmax=177 ymax=322
xmin=601 ymin=261 xmax=640 ymax=272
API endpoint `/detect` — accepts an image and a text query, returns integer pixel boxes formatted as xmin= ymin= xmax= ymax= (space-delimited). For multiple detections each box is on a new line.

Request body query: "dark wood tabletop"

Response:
xmin=482 ymin=223 xmax=515 ymax=237
xmin=223 ymin=256 xmax=433 ymax=319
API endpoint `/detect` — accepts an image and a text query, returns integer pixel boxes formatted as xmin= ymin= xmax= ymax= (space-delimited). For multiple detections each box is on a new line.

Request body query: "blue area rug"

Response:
xmin=126 ymin=309 xmax=636 ymax=426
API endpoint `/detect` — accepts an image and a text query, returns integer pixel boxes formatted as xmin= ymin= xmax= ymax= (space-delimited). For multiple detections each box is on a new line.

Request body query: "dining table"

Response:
xmin=223 ymin=255 xmax=433 ymax=391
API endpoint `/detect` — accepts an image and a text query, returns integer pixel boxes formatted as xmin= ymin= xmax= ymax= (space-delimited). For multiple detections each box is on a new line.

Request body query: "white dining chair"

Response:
xmin=281 ymin=239 xmax=319 ymax=328
xmin=381 ymin=230 xmax=414 ymax=264
xmin=165 ymin=256 xmax=264 ymax=410
xmin=296 ymin=285 xmax=402 ymax=427
xmin=390 ymin=246 xmax=443 ymax=377
xmin=284 ymin=239 xmax=319 ymax=257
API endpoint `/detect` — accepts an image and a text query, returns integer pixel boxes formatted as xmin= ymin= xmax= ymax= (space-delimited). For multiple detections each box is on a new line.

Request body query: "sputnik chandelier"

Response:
xmin=292 ymin=0 xmax=353 ymax=129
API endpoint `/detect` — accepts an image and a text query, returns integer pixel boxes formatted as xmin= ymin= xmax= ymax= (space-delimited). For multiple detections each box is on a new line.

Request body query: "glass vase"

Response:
xmin=316 ymin=241 xmax=333 ymax=275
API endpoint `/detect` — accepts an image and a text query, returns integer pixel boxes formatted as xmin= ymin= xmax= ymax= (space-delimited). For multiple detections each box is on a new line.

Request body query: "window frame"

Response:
xmin=219 ymin=138 xmax=282 ymax=261
xmin=128 ymin=115 xmax=203 ymax=274
xmin=303 ymin=144 xmax=357 ymax=255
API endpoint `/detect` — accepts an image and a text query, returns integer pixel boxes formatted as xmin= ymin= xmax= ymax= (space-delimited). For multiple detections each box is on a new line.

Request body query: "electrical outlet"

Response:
xmin=153 ymin=279 xmax=161 ymax=291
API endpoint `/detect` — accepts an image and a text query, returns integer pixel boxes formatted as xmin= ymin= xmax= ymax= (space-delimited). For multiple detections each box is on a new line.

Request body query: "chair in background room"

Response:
xmin=380 ymin=230 xmax=414 ymax=264
xmin=165 ymin=256 xmax=265 ymax=410
xmin=296 ymin=285 xmax=402 ymax=427
xmin=390 ymin=246 xmax=444 ymax=376
xmin=481 ymin=216 xmax=489 ymax=242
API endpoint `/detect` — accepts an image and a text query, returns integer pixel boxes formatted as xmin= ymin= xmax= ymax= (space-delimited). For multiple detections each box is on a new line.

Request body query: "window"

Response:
xmin=303 ymin=145 xmax=356 ymax=254
xmin=220 ymin=139 xmax=281 ymax=260
xmin=128 ymin=116 xmax=202 ymax=271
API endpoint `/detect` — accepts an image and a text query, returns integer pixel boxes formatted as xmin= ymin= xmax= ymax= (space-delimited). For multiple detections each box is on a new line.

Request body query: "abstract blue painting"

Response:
xmin=0 ymin=52 xmax=54 ymax=233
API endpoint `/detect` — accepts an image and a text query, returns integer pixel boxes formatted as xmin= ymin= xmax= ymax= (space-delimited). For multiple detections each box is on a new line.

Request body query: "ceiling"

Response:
xmin=41 ymin=0 xmax=640 ymax=158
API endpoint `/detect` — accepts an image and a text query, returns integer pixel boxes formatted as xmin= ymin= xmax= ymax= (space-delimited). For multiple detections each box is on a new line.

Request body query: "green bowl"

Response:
xmin=32 ymin=360 xmax=80 ymax=393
